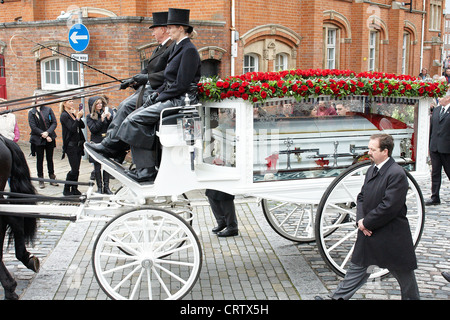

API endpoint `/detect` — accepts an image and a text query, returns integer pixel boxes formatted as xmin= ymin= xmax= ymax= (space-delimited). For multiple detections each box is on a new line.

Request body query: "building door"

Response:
xmin=0 ymin=55 xmax=6 ymax=99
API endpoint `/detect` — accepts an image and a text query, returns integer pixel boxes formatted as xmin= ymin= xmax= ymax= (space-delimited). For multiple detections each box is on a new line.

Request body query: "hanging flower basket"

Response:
xmin=198 ymin=69 xmax=448 ymax=104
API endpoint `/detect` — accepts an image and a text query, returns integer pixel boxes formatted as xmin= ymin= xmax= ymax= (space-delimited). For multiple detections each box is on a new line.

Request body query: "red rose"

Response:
xmin=261 ymin=91 xmax=267 ymax=99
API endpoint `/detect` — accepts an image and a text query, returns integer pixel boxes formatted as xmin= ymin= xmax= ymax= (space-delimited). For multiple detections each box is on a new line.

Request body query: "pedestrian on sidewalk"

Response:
xmin=86 ymin=96 xmax=113 ymax=194
xmin=28 ymin=97 xmax=58 ymax=188
xmin=316 ymin=134 xmax=419 ymax=300
xmin=0 ymin=98 xmax=20 ymax=143
xmin=60 ymin=99 xmax=85 ymax=196
xmin=425 ymin=91 xmax=450 ymax=206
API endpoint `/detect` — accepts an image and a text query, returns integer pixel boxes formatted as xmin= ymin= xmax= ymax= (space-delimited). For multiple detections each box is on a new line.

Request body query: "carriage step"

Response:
xmin=84 ymin=143 xmax=155 ymax=185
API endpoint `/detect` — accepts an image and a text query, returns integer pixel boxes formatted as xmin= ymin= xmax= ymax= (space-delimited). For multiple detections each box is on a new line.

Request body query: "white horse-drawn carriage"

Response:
xmin=1 ymin=70 xmax=443 ymax=299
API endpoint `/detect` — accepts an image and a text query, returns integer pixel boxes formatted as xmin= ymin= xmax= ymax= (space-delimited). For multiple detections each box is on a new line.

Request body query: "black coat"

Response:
xmin=156 ymin=37 xmax=201 ymax=103
xmin=352 ymin=158 xmax=417 ymax=270
xmin=60 ymin=110 xmax=85 ymax=159
xmin=429 ymin=105 xmax=450 ymax=154
xmin=28 ymin=106 xmax=57 ymax=146
xmin=145 ymin=39 xmax=175 ymax=89
xmin=86 ymin=96 xmax=113 ymax=143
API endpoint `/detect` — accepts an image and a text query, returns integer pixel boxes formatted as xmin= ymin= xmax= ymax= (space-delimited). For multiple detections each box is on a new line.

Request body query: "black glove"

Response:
xmin=120 ymin=78 xmax=134 ymax=90
xmin=132 ymin=74 xmax=149 ymax=85
xmin=142 ymin=92 xmax=159 ymax=108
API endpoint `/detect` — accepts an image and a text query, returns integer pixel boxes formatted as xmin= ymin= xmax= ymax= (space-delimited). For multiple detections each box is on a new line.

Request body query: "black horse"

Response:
xmin=0 ymin=136 xmax=40 ymax=300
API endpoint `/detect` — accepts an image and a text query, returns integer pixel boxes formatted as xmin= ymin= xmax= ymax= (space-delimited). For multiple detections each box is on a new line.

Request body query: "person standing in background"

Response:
xmin=86 ymin=96 xmax=113 ymax=194
xmin=60 ymin=99 xmax=85 ymax=196
xmin=0 ymin=98 xmax=20 ymax=143
xmin=28 ymin=97 xmax=58 ymax=188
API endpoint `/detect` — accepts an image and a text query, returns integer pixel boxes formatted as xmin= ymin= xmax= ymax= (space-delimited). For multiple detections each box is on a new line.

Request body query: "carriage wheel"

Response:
xmin=262 ymin=199 xmax=316 ymax=242
xmin=92 ymin=207 xmax=202 ymax=300
xmin=315 ymin=161 xmax=425 ymax=278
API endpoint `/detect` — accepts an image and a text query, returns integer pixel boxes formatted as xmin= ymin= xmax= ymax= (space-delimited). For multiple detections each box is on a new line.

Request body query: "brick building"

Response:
xmin=0 ymin=0 xmax=446 ymax=147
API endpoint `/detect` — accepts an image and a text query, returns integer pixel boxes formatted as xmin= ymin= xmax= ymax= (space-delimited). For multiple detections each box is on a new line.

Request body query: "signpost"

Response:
xmin=68 ymin=23 xmax=90 ymax=52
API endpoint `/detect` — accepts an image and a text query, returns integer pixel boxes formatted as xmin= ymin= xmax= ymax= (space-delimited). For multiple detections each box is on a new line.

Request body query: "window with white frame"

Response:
xmin=41 ymin=57 xmax=80 ymax=90
xmin=274 ymin=53 xmax=288 ymax=71
xmin=402 ymin=32 xmax=411 ymax=75
xmin=243 ymin=54 xmax=258 ymax=73
xmin=368 ymin=31 xmax=379 ymax=71
xmin=429 ymin=1 xmax=442 ymax=31
xmin=323 ymin=25 xmax=340 ymax=69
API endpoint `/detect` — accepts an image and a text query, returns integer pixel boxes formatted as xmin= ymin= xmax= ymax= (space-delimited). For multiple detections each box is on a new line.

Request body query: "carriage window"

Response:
xmin=202 ymin=107 xmax=236 ymax=168
xmin=253 ymin=97 xmax=417 ymax=182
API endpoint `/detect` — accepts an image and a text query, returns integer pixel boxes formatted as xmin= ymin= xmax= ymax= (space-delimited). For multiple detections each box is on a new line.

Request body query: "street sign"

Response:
xmin=71 ymin=53 xmax=89 ymax=62
xmin=68 ymin=23 xmax=90 ymax=52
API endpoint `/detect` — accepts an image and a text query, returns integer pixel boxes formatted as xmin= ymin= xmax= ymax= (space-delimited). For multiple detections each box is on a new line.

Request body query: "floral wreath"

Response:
xmin=198 ymin=69 xmax=448 ymax=104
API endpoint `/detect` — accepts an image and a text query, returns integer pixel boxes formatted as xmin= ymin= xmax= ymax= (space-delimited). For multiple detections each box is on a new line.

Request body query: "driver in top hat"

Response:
xmin=89 ymin=11 xmax=174 ymax=161
xmin=90 ymin=8 xmax=201 ymax=183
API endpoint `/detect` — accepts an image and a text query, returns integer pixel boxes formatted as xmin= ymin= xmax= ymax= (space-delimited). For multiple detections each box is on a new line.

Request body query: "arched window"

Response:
xmin=402 ymin=32 xmax=411 ymax=75
xmin=201 ymin=59 xmax=220 ymax=78
xmin=368 ymin=31 xmax=379 ymax=71
xmin=243 ymin=54 xmax=259 ymax=73
xmin=41 ymin=57 xmax=80 ymax=90
xmin=323 ymin=25 xmax=340 ymax=69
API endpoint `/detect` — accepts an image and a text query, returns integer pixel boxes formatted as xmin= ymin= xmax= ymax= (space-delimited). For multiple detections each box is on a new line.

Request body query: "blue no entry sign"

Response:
xmin=68 ymin=23 xmax=90 ymax=52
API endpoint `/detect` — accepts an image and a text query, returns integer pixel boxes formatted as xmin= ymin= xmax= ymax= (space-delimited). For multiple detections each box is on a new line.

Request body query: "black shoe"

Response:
xmin=103 ymin=186 xmax=113 ymax=195
xmin=126 ymin=167 xmax=157 ymax=183
xmin=89 ymin=142 xmax=117 ymax=158
xmin=212 ymin=224 xmax=226 ymax=234
xmin=425 ymin=199 xmax=440 ymax=206
xmin=217 ymin=228 xmax=238 ymax=237
xmin=442 ymin=272 xmax=450 ymax=282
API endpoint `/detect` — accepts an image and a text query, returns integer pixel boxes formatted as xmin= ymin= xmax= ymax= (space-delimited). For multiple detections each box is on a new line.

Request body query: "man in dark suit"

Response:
xmin=317 ymin=134 xmax=420 ymax=300
xmin=426 ymin=92 xmax=450 ymax=205
xmin=90 ymin=11 xmax=174 ymax=160
xmin=206 ymin=189 xmax=238 ymax=237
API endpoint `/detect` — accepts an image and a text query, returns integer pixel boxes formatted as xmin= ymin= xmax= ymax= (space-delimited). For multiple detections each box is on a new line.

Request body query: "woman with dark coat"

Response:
xmin=59 ymin=99 xmax=85 ymax=196
xmin=28 ymin=102 xmax=58 ymax=188
xmin=86 ymin=96 xmax=113 ymax=194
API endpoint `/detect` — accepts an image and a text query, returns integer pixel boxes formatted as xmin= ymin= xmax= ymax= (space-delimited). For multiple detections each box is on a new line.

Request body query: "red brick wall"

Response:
xmin=0 ymin=0 xmax=445 ymax=148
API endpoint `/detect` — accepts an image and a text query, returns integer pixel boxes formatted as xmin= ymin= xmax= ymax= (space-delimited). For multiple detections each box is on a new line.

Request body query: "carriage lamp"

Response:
xmin=178 ymin=94 xmax=202 ymax=170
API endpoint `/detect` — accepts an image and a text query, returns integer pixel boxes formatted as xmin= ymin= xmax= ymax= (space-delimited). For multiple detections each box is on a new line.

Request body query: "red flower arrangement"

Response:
xmin=198 ymin=69 xmax=448 ymax=104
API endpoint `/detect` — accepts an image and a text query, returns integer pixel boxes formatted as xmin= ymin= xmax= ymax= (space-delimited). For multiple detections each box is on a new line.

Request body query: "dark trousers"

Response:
xmin=429 ymin=151 xmax=450 ymax=202
xmin=207 ymin=196 xmax=238 ymax=230
xmin=331 ymin=263 xmax=420 ymax=300
xmin=66 ymin=145 xmax=83 ymax=179
xmin=34 ymin=144 xmax=55 ymax=177
xmin=102 ymin=85 xmax=152 ymax=149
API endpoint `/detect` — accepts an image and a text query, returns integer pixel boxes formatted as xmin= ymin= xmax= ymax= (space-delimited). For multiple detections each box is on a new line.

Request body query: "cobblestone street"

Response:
xmin=0 ymin=142 xmax=449 ymax=301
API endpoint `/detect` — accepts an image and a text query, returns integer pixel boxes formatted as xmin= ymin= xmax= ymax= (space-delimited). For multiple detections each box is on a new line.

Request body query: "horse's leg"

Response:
xmin=0 ymin=217 xmax=19 ymax=300
xmin=5 ymin=216 xmax=39 ymax=272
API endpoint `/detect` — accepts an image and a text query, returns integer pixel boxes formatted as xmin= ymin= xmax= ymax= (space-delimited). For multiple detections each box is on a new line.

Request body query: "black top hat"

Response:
xmin=149 ymin=11 xmax=168 ymax=29
xmin=167 ymin=8 xmax=193 ymax=33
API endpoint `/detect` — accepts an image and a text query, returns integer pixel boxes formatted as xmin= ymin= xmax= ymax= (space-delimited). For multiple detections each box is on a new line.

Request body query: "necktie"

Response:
xmin=440 ymin=107 xmax=446 ymax=121
xmin=372 ymin=166 xmax=378 ymax=178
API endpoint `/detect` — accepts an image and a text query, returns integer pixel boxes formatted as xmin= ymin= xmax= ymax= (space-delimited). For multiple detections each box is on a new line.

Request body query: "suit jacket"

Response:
xmin=429 ymin=105 xmax=450 ymax=154
xmin=156 ymin=37 xmax=201 ymax=103
xmin=352 ymin=158 xmax=417 ymax=270
xmin=134 ymin=39 xmax=175 ymax=90
xmin=28 ymin=106 xmax=57 ymax=146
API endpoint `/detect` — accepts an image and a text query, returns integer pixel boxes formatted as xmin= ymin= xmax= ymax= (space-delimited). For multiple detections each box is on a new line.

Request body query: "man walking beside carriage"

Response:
xmin=316 ymin=133 xmax=420 ymax=300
